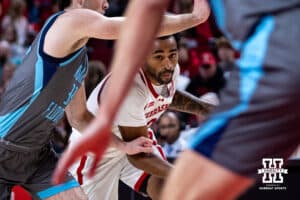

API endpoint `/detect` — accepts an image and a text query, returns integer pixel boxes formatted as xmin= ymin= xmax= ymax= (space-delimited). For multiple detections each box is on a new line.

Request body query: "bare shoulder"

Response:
xmin=60 ymin=9 xmax=104 ymax=26
xmin=42 ymin=9 xmax=104 ymax=57
xmin=57 ymin=9 xmax=106 ymax=39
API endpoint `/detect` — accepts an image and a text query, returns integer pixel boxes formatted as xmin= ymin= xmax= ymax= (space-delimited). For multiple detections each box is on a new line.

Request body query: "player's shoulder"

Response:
xmin=58 ymin=9 xmax=104 ymax=27
xmin=62 ymin=8 xmax=99 ymax=17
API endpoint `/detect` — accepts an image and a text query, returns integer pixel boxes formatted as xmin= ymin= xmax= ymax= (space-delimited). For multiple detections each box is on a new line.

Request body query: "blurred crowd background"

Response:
xmin=2 ymin=1 xmax=300 ymax=200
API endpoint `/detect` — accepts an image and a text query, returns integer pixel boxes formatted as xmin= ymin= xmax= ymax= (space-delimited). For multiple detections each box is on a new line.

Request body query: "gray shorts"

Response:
xmin=190 ymin=3 xmax=300 ymax=179
xmin=0 ymin=142 xmax=79 ymax=200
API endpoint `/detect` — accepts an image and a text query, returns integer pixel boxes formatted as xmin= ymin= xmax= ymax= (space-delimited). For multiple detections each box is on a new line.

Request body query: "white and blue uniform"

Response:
xmin=0 ymin=12 xmax=88 ymax=200
xmin=191 ymin=0 xmax=300 ymax=179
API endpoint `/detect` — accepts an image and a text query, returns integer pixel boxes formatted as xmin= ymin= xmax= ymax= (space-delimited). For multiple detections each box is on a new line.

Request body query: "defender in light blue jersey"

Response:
xmin=162 ymin=1 xmax=300 ymax=200
xmin=0 ymin=0 xmax=211 ymax=199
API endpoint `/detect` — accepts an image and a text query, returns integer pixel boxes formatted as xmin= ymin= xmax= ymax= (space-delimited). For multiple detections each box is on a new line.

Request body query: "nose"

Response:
xmin=164 ymin=58 xmax=174 ymax=70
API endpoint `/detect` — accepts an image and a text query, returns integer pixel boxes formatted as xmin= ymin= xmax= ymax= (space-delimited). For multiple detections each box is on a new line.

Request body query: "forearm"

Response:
xmin=158 ymin=0 xmax=210 ymax=36
xmin=158 ymin=14 xmax=204 ymax=37
xmin=127 ymin=153 xmax=173 ymax=178
xmin=69 ymin=111 xmax=134 ymax=152
xmin=169 ymin=90 xmax=215 ymax=116
xmin=110 ymin=135 xmax=127 ymax=150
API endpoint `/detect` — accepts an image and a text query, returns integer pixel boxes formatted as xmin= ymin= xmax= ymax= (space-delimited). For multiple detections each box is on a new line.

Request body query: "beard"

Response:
xmin=157 ymin=70 xmax=174 ymax=84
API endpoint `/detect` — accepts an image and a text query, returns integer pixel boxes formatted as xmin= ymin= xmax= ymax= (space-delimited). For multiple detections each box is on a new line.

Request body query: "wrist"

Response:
xmin=119 ymin=141 xmax=128 ymax=153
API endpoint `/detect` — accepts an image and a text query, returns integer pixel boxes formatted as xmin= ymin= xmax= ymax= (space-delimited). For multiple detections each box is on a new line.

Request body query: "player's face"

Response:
xmin=145 ymin=37 xmax=178 ymax=85
xmin=83 ymin=0 xmax=109 ymax=14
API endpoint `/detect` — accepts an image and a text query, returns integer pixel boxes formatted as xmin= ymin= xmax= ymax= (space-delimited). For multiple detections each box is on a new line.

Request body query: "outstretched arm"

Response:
xmin=169 ymin=90 xmax=217 ymax=116
xmin=73 ymin=0 xmax=210 ymax=39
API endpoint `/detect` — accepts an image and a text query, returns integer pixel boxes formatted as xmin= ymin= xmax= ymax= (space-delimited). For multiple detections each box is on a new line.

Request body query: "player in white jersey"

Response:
xmin=69 ymin=35 xmax=216 ymax=200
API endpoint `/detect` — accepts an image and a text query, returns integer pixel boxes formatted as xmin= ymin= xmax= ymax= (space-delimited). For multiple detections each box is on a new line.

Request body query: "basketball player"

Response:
xmin=67 ymin=35 xmax=216 ymax=200
xmin=0 ymin=0 xmax=211 ymax=199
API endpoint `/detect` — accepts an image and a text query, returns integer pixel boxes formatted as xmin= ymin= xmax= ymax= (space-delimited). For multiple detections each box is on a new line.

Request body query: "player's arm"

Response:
xmin=169 ymin=90 xmax=216 ymax=116
xmin=70 ymin=0 xmax=209 ymax=40
xmin=65 ymin=84 xmax=152 ymax=155
xmin=118 ymin=125 xmax=173 ymax=178
xmin=65 ymin=83 xmax=93 ymax=132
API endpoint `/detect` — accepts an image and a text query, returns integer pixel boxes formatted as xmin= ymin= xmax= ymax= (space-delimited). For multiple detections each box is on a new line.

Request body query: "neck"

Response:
xmin=65 ymin=1 xmax=82 ymax=11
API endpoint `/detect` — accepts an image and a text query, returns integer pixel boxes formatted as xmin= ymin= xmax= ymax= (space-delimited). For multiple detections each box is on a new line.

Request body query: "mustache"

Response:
xmin=161 ymin=70 xmax=174 ymax=74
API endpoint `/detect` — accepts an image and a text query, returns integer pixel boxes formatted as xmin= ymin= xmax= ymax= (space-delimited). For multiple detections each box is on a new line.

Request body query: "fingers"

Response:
xmin=137 ymin=136 xmax=154 ymax=145
xmin=136 ymin=136 xmax=154 ymax=153
xmin=87 ymin=155 xmax=101 ymax=178
xmin=138 ymin=146 xmax=153 ymax=153
xmin=52 ymin=146 xmax=81 ymax=185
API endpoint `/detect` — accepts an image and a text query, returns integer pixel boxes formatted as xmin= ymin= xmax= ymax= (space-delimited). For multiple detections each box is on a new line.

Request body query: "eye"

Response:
xmin=169 ymin=53 xmax=178 ymax=59
xmin=154 ymin=55 xmax=164 ymax=61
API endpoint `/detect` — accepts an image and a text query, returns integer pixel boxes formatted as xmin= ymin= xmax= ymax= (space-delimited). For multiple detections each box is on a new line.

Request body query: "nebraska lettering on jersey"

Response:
xmin=145 ymin=104 xmax=170 ymax=119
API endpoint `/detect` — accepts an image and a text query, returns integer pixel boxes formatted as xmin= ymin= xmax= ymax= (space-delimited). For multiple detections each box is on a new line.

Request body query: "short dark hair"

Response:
xmin=58 ymin=0 xmax=71 ymax=11
xmin=156 ymin=34 xmax=179 ymax=48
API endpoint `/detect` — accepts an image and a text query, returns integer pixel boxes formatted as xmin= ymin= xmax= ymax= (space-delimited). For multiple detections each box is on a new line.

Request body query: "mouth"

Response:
xmin=162 ymin=72 xmax=173 ymax=79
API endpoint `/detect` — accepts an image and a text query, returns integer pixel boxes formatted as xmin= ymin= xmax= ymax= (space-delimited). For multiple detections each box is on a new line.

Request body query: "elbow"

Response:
xmin=194 ymin=1 xmax=211 ymax=24
xmin=202 ymin=6 xmax=211 ymax=23
xmin=67 ymin=110 xmax=88 ymax=130
xmin=67 ymin=114 xmax=82 ymax=130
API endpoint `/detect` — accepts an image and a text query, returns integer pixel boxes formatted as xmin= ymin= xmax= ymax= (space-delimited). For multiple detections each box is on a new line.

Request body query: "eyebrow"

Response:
xmin=153 ymin=49 xmax=178 ymax=54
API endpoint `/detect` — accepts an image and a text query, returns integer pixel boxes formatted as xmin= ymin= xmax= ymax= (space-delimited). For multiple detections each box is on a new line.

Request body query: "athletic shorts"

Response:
xmin=190 ymin=2 xmax=300 ymax=179
xmin=69 ymin=129 xmax=166 ymax=200
xmin=0 ymin=141 xmax=79 ymax=200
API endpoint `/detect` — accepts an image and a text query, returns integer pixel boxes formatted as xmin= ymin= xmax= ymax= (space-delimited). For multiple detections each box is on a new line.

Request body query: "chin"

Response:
xmin=164 ymin=79 xmax=172 ymax=84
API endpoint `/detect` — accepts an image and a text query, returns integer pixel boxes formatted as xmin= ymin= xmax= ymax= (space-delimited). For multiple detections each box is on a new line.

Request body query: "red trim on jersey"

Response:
xmin=97 ymin=74 xmax=111 ymax=105
xmin=156 ymin=145 xmax=167 ymax=160
xmin=134 ymin=172 xmax=149 ymax=192
xmin=76 ymin=155 xmax=87 ymax=185
xmin=140 ymin=69 xmax=159 ymax=98
xmin=139 ymin=71 xmax=146 ymax=85
xmin=169 ymin=80 xmax=175 ymax=96
xmin=148 ymin=129 xmax=154 ymax=140
xmin=147 ymin=129 xmax=166 ymax=160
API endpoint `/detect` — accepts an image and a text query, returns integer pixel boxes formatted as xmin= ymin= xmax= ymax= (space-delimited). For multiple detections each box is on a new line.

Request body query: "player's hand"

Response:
xmin=124 ymin=137 xmax=153 ymax=155
xmin=192 ymin=0 xmax=210 ymax=23
xmin=52 ymin=119 xmax=111 ymax=185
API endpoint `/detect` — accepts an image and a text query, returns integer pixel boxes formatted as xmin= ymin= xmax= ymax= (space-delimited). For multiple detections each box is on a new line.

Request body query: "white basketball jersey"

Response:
xmin=69 ymin=66 xmax=179 ymax=200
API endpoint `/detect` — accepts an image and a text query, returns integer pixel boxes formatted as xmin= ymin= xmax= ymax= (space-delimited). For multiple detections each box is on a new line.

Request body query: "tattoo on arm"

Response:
xmin=169 ymin=90 xmax=215 ymax=116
